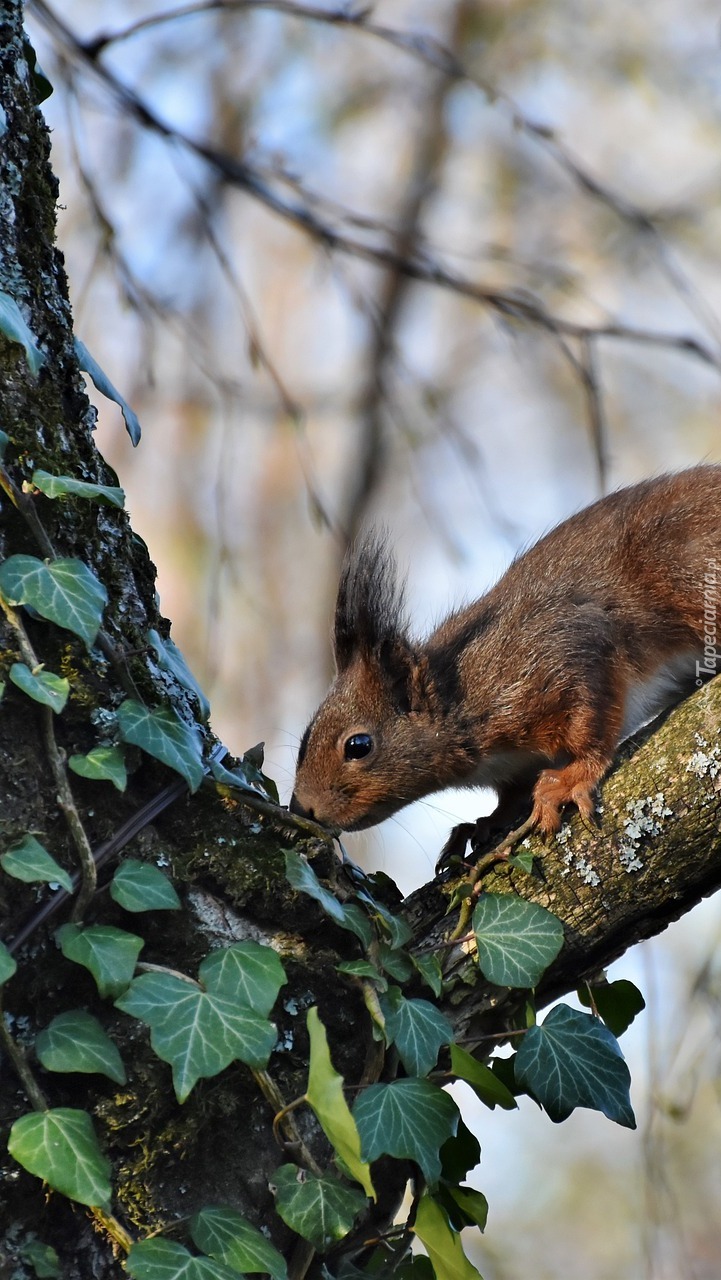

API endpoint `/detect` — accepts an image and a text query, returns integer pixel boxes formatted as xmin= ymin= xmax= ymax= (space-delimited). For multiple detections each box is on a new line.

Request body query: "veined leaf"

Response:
xmin=68 ymin=745 xmax=127 ymax=791
xmin=578 ymin=979 xmax=646 ymax=1037
xmin=115 ymin=970 xmax=276 ymax=1102
xmin=305 ymin=1007 xmax=375 ymax=1198
xmin=271 ymin=1164 xmax=365 ymax=1253
xmin=148 ymin=629 xmax=210 ymax=723
xmin=199 ymin=941 xmax=286 ymax=1017
xmin=110 ymin=860 xmax=181 ymax=913
xmin=126 ymin=1238 xmax=239 ymax=1280
xmin=31 ymin=469 xmax=125 ymax=509
xmin=57 ymin=923 xmax=143 ymax=999
xmin=191 ymin=1205 xmax=288 ymax=1279
xmin=117 ymin=700 xmax=204 ymax=792
xmin=284 ymin=852 xmax=372 ymax=946
xmin=354 ymin=1079 xmax=459 ymax=1185
xmin=9 ymin=663 xmax=69 ymax=712
xmin=472 ymin=893 xmax=564 ymax=988
xmin=515 ymin=1003 xmax=636 ymax=1128
xmin=17 ymin=1239 xmax=60 ymax=1279
xmin=381 ymin=987 xmax=452 ymax=1077
xmin=1 ymin=834 xmax=73 ymax=893
xmin=8 ymin=1109 xmax=111 ymax=1208
xmin=0 ymin=555 xmax=107 ymax=645
xmin=36 ymin=1010 xmax=126 ymax=1084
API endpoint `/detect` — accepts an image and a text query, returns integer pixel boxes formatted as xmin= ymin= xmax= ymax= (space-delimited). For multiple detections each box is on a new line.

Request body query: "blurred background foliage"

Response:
xmin=25 ymin=1 xmax=721 ymax=1275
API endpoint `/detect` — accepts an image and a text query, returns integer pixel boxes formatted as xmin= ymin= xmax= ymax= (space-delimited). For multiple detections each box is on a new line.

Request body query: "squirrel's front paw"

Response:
xmin=530 ymin=764 xmax=601 ymax=835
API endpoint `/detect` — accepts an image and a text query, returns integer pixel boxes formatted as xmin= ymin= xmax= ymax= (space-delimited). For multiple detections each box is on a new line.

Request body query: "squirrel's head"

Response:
xmin=290 ymin=535 xmax=446 ymax=832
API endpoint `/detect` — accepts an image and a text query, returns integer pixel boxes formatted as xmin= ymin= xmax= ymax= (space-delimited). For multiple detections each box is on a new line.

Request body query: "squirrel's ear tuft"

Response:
xmin=334 ymin=531 xmax=410 ymax=672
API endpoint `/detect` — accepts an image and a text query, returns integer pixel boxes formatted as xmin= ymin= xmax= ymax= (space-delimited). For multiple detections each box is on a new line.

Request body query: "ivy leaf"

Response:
xmin=74 ymin=338 xmax=141 ymax=446
xmin=0 ymin=290 xmax=45 ymax=374
xmin=117 ymin=700 xmax=204 ymax=792
xmin=115 ymin=970 xmax=277 ymax=1102
xmin=110 ymin=860 xmax=181 ymax=913
xmin=515 ymin=1004 xmax=636 ymax=1127
xmin=381 ymin=988 xmax=452 ymax=1078
xmin=36 ymin=1010 xmax=127 ymax=1084
xmin=0 ymin=555 xmax=107 ymax=645
xmin=0 ymin=428 xmax=9 ymax=460
xmin=507 ymin=850 xmax=535 ymax=874
xmin=211 ymin=745 xmax=278 ymax=803
xmin=439 ymin=1119 xmax=481 ymax=1184
xmin=354 ymin=1079 xmax=459 ymax=1185
xmin=57 ymin=923 xmax=144 ymax=998
xmin=9 ymin=663 xmax=69 ymax=713
xmin=305 ymin=1007 xmax=375 ymax=1198
xmin=412 ymin=1195 xmax=484 ymax=1280
xmin=284 ymin=852 xmax=371 ymax=946
xmin=472 ymin=893 xmax=564 ymax=988
xmin=356 ymin=891 xmax=412 ymax=948
xmin=413 ymin=952 xmax=443 ymax=998
xmin=17 ymin=1239 xmax=61 ymax=1279
xmin=126 ymin=1238 xmax=240 ymax=1280
xmin=336 ymin=959 xmax=387 ymax=991
xmin=0 ymin=940 xmax=17 ymax=985
xmin=1 ymin=834 xmax=73 ymax=893
xmin=8 ymin=1108 xmax=111 ymax=1207
xmin=435 ymin=1182 xmax=488 ymax=1233
xmin=577 ymin=979 xmax=646 ymax=1037
xmin=449 ymin=1043 xmax=517 ymax=1110
xmin=31 ymin=469 xmax=125 ymax=509
xmin=191 ymin=1205 xmax=288 ymax=1279
xmin=271 ymin=1164 xmax=366 ymax=1253
xmin=148 ymin=629 xmax=210 ymax=723
xmin=68 ymin=745 xmax=127 ymax=792
xmin=376 ymin=944 xmax=415 ymax=983
xmin=200 ymin=941 xmax=287 ymax=1017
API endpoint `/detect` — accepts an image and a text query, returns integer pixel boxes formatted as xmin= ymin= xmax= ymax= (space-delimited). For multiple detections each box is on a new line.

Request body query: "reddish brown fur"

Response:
xmin=290 ymin=467 xmax=721 ymax=840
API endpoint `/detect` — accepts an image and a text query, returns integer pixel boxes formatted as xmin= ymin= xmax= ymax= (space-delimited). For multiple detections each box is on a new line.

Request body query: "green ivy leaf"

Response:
xmin=36 ymin=1010 xmax=127 ymax=1084
xmin=271 ymin=1164 xmax=366 ymax=1253
xmin=126 ymin=1238 xmax=239 ymax=1280
xmin=110 ymin=860 xmax=181 ymax=913
xmin=413 ymin=952 xmax=443 ymax=998
xmin=74 ymin=338 xmax=141 ymax=447
xmin=117 ymin=700 xmax=204 ymax=792
xmin=0 ymin=555 xmax=107 ymax=645
xmin=507 ymin=850 xmax=535 ymax=874
xmin=376 ymin=943 xmax=415 ymax=983
xmin=199 ymin=942 xmax=286 ymax=1017
xmin=8 ymin=1108 xmax=111 ymax=1207
xmin=0 ymin=290 xmax=45 ymax=375
xmin=449 ymin=1043 xmax=517 ymax=1110
xmin=68 ymin=745 xmax=127 ymax=791
xmin=148 ymin=629 xmax=211 ymax=723
xmin=0 ymin=428 xmax=9 ymax=461
xmin=412 ymin=1194 xmax=484 ymax=1280
xmin=191 ymin=1205 xmax=288 ymax=1279
xmin=357 ymin=891 xmax=412 ymax=948
xmin=472 ymin=893 xmax=564 ymax=988
xmin=9 ymin=663 xmax=69 ymax=713
xmin=115 ymin=970 xmax=276 ymax=1102
xmin=381 ymin=988 xmax=453 ymax=1077
xmin=435 ymin=1183 xmax=489 ymax=1233
xmin=439 ymin=1119 xmax=481 ymax=1184
xmin=18 ymin=1239 xmax=61 ymax=1279
xmin=354 ymin=1079 xmax=459 ymax=1185
xmin=336 ymin=959 xmax=387 ymax=991
xmin=57 ymin=923 xmax=144 ymax=999
xmin=1 ymin=834 xmax=73 ymax=893
xmin=306 ymin=1007 xmax=375 ymax=1198
xmin=515 ymin=1003 xmax=636 ymax=1127
xmin=577 ymin=979 xmax=646 ymax=1037
xmin=0 ymin=940 xmax=17 ymax=985
xmin=31 ymin=470 xmax=125 ymax=509
xmin=284 ymin=851 xmax=371 ymax=946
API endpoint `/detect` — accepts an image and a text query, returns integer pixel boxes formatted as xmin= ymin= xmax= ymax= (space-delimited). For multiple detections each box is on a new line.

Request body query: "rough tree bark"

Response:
xmin=1 ymin=3 xmax=720 ymax=1278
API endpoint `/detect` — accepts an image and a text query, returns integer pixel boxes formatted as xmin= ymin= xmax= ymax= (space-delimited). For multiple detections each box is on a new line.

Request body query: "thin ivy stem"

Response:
xmin=0 ymin=995 xmax=48 ymax=1111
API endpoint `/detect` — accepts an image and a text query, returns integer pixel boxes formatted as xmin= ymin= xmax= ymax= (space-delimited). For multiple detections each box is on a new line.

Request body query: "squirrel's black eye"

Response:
xmin=344 ymin=733 xmax=373 ymax=761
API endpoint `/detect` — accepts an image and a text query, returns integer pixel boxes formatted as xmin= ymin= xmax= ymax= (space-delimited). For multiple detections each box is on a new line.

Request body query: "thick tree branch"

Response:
xmin=405 ymin=678 xmax=721 ymax=1046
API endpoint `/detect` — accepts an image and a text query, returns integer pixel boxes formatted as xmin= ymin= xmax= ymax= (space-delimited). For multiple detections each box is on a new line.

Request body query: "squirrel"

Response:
xmin=290 ymin=466 xmax=721 ymax=855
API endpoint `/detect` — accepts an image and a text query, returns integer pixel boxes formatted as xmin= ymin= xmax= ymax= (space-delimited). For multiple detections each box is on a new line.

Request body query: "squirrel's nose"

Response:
xmin=289 ymin=793 xmax=314 ymax=820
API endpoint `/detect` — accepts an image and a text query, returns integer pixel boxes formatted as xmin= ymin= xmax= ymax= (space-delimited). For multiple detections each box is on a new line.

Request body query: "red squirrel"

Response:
xmin=290 ymin=467 xmax=720 ymax=851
